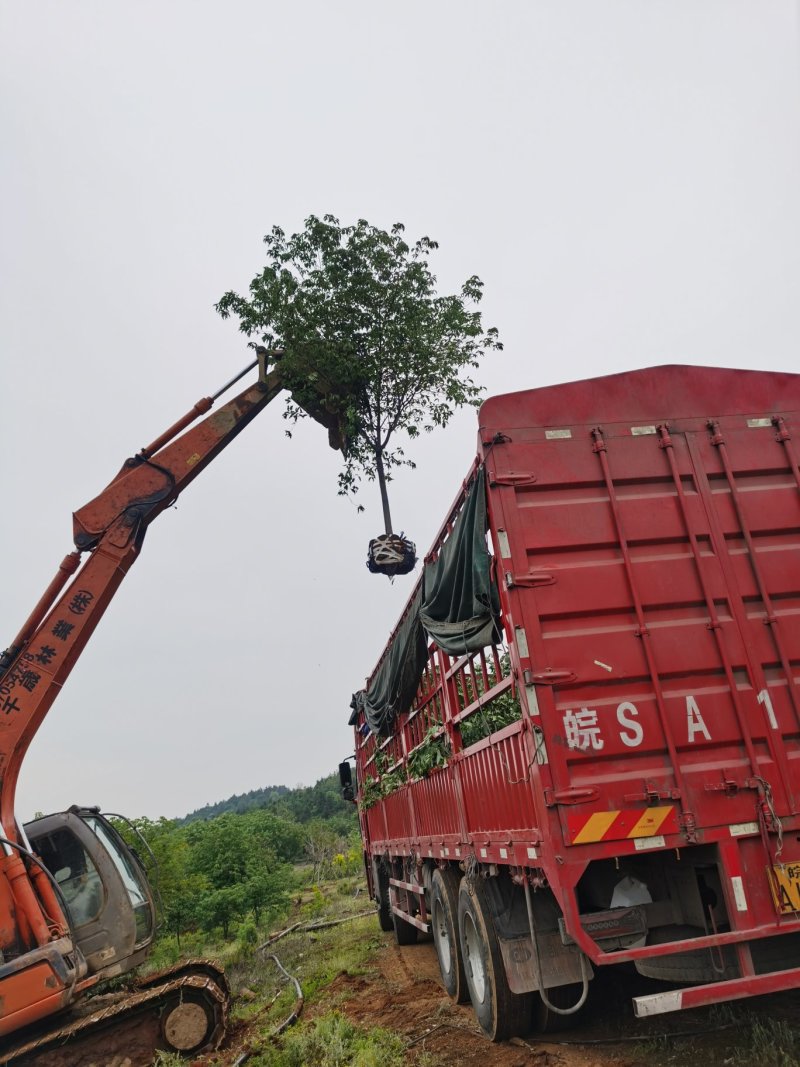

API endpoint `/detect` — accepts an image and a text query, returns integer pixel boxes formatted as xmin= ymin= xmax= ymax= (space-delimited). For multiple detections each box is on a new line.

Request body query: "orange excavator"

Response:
xmin=0 ymin=352 xmax=304 ymax=1064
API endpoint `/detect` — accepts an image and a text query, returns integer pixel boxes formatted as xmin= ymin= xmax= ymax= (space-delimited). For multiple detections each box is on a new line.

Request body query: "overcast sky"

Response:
xmin=2 ymin=2 xmax=799 ymax=822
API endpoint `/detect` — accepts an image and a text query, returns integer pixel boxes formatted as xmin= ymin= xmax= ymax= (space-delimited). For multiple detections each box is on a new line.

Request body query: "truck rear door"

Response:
xmin=481 ymin=366 xmax=800 ymax=848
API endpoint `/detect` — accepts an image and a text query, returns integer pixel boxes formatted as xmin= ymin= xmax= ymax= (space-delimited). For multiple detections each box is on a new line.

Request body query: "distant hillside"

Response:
xmin=178 ymin=773 xmax=354 ymax=832
xmin=179 ymin=785 xmax=291 ymax=823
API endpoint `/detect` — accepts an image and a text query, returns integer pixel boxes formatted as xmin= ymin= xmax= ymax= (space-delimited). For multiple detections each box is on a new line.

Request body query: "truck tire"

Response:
xmin=372 ymin=859 xmax=394 ymax=933
xmin=431 ymin=868 xmax=467 ymax=1003
xmin=458 ymin=877 xmax=534 ymax=1041
xmin=634 ymin=925 xmax=736 ymax=983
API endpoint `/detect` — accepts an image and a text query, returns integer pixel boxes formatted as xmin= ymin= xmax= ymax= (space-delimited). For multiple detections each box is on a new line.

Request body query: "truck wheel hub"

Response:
xmin=433 ymin=898 xmax=452 ymax=971
xmin=463 ymin=913 xmax=486 ymax=1000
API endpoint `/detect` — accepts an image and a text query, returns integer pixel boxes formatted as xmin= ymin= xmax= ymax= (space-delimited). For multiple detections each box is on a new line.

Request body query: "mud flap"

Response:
xmin=497 ymin=932 xmax=590 ymax=995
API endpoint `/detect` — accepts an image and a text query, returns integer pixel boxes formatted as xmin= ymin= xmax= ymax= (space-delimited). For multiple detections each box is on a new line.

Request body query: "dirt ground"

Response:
xmin=320 ymin=935 xmax=617 ymax=1067
xmin=313 ymin=929 xmax=800 ymax=1067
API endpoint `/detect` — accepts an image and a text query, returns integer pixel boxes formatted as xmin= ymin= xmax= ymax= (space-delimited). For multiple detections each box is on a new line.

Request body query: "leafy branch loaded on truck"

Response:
xmin=346 ymin=364 xmax=800 ymax=1042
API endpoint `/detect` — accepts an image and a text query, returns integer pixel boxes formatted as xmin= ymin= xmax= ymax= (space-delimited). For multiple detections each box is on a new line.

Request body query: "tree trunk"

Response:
xmin=374 ymin=447 xmax=393 ymax=536
xmin=379 ymin=448 xmax=398 ymax=533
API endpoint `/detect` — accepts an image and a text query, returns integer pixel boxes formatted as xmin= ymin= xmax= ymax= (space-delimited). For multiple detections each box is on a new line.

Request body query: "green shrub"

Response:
xmin=146 ymin=930 xmax=208 ymax=972
xmin=407 ymin=725 xmax=449 ymax=780
xmin=238 ymin=919 xmax=259 ymax=948
xmin=305 ymin=885 xmax=326 ymax=918
xmin=459 ymin=693 xmax=521 ymax=747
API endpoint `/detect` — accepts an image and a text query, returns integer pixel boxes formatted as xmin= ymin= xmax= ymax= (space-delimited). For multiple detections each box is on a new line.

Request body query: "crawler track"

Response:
xmin=0 ymin=960 xmax=229 ymax=1067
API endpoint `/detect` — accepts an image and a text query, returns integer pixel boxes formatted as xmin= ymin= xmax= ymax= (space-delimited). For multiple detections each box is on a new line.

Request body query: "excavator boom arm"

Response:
xmin=0 ymin=364 xmax=282 ymax=934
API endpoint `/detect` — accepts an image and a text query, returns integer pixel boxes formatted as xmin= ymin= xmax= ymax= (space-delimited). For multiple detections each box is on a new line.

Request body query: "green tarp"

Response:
xmin=419 ymin=468 xmax=502 ymax=655
xmin=349 ymin=587 xmax=428 ymax=737
xmin=350 ymin=470 xmax=502 ymax=736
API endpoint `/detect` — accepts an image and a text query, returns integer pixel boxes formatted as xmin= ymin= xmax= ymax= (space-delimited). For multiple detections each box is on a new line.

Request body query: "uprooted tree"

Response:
xmin=216 ymin=214 xmax=501 ymax=575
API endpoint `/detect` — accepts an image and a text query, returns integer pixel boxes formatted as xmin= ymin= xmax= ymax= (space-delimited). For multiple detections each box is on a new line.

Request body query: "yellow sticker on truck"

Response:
xmin=768 ymin=864 xmax=800 ymax=915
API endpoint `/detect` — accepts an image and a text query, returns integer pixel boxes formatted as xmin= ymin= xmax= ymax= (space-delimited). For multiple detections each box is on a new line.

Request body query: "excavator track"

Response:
xmin=136 ymin=957 xmax=231 ymax=995
xmin=0 ymin=961 xmax=229 ymax=1066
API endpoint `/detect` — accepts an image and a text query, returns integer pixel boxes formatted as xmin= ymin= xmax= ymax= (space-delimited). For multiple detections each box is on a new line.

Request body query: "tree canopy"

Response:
xmin=216 ymin=215 xmax=501 ymax=538
xmin=118 ymin=775 xmax=358 ymax=943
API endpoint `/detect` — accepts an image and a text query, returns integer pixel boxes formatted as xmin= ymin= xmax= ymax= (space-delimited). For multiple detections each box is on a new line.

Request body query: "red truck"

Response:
xmin=347 ymin=364 xmax=800 ymax=1041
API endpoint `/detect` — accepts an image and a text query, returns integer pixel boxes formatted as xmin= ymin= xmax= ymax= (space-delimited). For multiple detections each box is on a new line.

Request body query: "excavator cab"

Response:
xmin=24 ymin=808 xmax=156 ymax=980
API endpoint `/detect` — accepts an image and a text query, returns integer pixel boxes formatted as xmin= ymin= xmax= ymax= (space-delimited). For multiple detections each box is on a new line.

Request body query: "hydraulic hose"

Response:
xmin=523 ymin=879 xmax=590 ymax=1015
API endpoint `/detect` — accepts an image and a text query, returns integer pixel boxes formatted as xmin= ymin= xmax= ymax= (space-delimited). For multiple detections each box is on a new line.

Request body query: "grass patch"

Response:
xmin=632 ymin=1004 xmax=800 ymax=1067
xmin=732 ymin=1015 xmax=800 ymax=1067
xmin=229 ymin=909 xmax=381 ymax=1018
xmin=153 ymin=1054 xmax=185 ymax=1067
xmin=137 ymin=872 xmax=406 ymax=1063
xmin=220 ymin=876 xmax=387 ymax=1055
xmin=248 ymin=1011 xmax=407 ymax=1067
xmin=633 ymin=1033 xmax=670 ymax=1057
